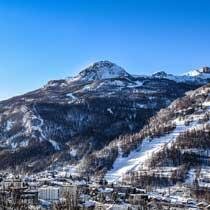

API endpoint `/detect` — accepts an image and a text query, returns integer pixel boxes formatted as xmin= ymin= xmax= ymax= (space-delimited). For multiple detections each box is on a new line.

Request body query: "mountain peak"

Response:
xmin=184 ymin=66 xmax=210 ymax=77
xmin=77 ymin=61 xmax=130 ymax=81
xmin=152 ymin=71 xmax=169 ymax=78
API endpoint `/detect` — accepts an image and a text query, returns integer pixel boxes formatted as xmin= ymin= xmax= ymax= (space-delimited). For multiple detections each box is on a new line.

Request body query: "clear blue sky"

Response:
xmin=0 ymin=0 xmax=210 ymax=100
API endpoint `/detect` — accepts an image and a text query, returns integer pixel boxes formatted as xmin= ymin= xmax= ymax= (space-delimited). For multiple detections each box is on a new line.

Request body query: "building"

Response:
xmin=2 ymin=177 xmax=24 ymax=190
xmin=38 ymin=183 xmax=78 ymax=203
xmin=60 ymin=183 xmax=77 ymax=197
xmin=128 ymin=193 xmax=149 ymax=205
xmin=202 ymin=67 xmax=210 ymax=73
xmin=38 ymin=186 xmax=60 ymax=201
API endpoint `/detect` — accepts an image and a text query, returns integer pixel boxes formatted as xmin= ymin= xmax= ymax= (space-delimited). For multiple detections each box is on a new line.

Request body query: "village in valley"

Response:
xmin=1 ymin=166 xmax=210 ymax=210
xmin=0 ymin=169 xmax=149 ymax=210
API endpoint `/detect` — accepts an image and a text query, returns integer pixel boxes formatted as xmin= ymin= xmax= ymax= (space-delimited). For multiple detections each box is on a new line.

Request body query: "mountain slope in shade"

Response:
xmin=0 ymin=61 xmax=208 ymax=174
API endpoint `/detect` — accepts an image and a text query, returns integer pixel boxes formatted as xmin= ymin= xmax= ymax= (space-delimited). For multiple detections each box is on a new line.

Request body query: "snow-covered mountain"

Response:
xmin=73 ymin=61 xmax=131 ymax=81
xmin=152 ymin=66 xmax=210 ymax=84
xmin=184 ymin=66 xmax=210 ymax=77
xmin=0 ymin=61 xmax=208 ymax=174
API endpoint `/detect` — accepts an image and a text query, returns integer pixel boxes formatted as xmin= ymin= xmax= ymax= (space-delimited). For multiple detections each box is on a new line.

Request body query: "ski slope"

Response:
xmin=105 ymin=118 xmax=204 ymax=183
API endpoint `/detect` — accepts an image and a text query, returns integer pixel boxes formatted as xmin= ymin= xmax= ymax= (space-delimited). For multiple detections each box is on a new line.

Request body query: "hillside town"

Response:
xmin=0 ymin=170 xmax=148 ymax=210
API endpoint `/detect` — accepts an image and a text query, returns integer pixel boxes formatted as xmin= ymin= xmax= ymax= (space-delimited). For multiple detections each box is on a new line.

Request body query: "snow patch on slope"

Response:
xmin=66 ymin=93 xmax=77 ymax=100
xmin=69 ymin=148 xmax=77 ymax=157
xmin=107 ymin=108 xmax=113 ymax=114
xmin=6 ymin=120 xmax=14 ymax=131
xmin=48 ymin=139 xmax=60 ymax=151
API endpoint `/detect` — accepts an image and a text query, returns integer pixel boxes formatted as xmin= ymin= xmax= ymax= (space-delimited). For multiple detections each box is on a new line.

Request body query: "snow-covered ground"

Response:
xmin=66 ymin=93 xmax=77 ymax=100
xmin=69 ymin=148 xmax=78 ymax=157
xmin=48 ymin=139 xmax=60 ymax=151
xmin=185 ymin=169 xmax=197 ymax=185
xmin=105 ymin=112 xmax=210 ymax=183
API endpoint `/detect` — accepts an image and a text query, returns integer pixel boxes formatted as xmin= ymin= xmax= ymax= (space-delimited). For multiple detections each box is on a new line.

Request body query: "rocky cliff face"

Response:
xmin=0 ymin=61 xmax=207 ymax=173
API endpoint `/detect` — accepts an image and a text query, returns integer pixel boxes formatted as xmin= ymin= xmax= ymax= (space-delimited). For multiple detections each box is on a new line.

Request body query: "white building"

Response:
xmin=38 ymin=183 xmax=77 ymax=203
xmin=38 ymin=186 xmax=60 ymax=201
